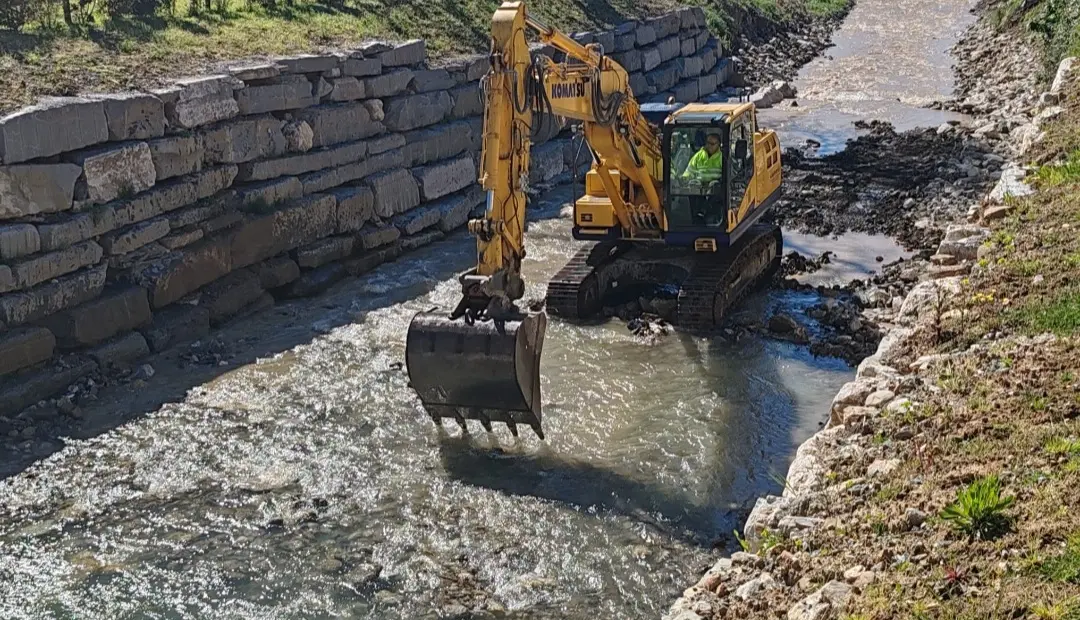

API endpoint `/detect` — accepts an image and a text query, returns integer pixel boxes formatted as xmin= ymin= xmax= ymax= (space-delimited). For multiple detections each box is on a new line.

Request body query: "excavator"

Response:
xmin=405 ymin=1 xmax=784 ymax=439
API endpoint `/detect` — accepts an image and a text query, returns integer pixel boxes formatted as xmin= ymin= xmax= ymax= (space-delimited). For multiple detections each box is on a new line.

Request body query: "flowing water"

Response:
xmin=0 ymin=1 xmax=975 ymax=618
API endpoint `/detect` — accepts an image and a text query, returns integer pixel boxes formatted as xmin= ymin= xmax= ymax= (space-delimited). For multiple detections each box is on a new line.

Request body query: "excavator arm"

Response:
xmin=405 ymin=1 xmax=660 ymax=438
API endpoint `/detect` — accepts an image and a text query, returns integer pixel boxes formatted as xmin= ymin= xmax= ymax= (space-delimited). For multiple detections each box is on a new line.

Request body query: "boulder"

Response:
xmin=0 ymin=328 xmax=56 ymax=377
xmin=0 ymin=224 xmax=40 ymax=261
xmin=0 ymin=263 xmax=107 ymax=326
xmin=168 ymin=75 xmax=242 ymax=129
xmin=937 ymin=224 xmax=989 ymax=261
xmin=366 ymin=168 xmax=421 ymax=217
xmin=41 ymin=286 xmax=152 ymax=349
xmin=0 ymin=164 xmax=83 ymax=220
xmin=94 ymin=92 xmax=166 ymax=141
xmin=283 ymin=120 xmax=314 ymax=153
xmin=383 ymin=91 xmax=453 ymax=132
xmin=67 ymin=142 xmax=157 ymax=205
xmin=1051 ymin=57 xmax=1077 ymax=95
xmin=735 ymin=572 xmax=780 ymax=601
xmin=148 ymin=135 xmax=204 ymax=181
xmin=897 ymin=277 xmax=963 ymax=325
xmin=0 ymin=97 xmax=108 ymax=164
xmin=293 ymin=103 xmax=384 ymax=148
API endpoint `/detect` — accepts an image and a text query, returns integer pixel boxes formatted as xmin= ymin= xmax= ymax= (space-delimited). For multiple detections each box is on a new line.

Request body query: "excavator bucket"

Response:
xmin=405 ymin=311 xmax=548 ymax=438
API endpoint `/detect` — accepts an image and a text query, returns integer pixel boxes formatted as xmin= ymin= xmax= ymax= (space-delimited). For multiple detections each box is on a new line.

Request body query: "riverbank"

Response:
xmin=665 ymin=0 xmax=1080 ymax=617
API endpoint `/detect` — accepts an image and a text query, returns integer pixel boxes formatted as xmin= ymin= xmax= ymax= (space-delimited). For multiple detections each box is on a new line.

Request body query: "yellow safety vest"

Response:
xmin=683 ymin=148 xmax=723 ymax=181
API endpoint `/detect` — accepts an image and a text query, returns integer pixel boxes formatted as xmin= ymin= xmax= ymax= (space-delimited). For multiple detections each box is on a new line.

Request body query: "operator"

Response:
xmin=681 ymin=132 xmax=724 ymax=184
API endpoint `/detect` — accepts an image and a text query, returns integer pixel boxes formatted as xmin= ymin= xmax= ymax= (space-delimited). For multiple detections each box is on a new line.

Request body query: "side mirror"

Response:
xmin=734 ymin=138 xmax=748 ymax=160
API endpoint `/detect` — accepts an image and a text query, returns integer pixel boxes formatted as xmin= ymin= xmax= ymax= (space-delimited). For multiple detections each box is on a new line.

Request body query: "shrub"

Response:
xmin=940 ymin=475 xmax=1015 ymax=540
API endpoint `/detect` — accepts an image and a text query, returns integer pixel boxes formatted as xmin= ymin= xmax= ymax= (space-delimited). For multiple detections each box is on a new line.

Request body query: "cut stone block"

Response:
xmin=258 ymin=257 xmax=301 ymax=290
xmin=41 ymin=286 xmax=152 ymax=349
xmin=344 ymin=241 xmax=401 ymax=276
xmin=0 ymin=164 xmax=82 ymax=220
xmin=293 ymin=103 xmax=385 ymax=149
xmin=90 ymin=331 xmax=149 ymax=368
xmin=412 ymin=155 xmax=475 ymax=201
xmin=67 ymin=142 xmax=156 ymax=205
xmin=227 ymin=63 xmax=280 ymax=82
xmin=382 ymin=91 xmax=453 ymax=132
xmin=236 ymin=77 xmax=317 ymax=114
xmin=375 ymin=39 xmax=426 ymax=67
xmin=37 ymin=214 xmax=98 ymax=252
xmin=327 ymin=77 xmax=366 ymax=102
xmin=411 ymin=69 xmax=455 ymax=93
xmin=229 ymin=194 xmax=337 ymax=269
xmin=366 ymin=168 xmax=420 ymax=217
xmin=643 ymin=48 xmax=663 ymax=73
xmin=235 ymin=140 xmax=368 ymax=182
xmin=0 ymin=224 xmax=40 ymax=261
xmin=0 ymin=327 xmax=56 ymax=377
xmin=200 ymin=269 xmax=266 ymax=326
xmin=449 ymin=83 xmax=484 ymax=119
xmin=140 ymin=304 xmax=210 ymax=352
xmin=673 ymin=79 xmax=700 ymax=103
xmin=0 ymin=97 xmax=108 ymax=164
xmin=367 ymin=133 xmax=406 ymax=155
xmin=168 ymin=75 xmax=242 ymax=129
xmin=165 ymin=192 xmax=236 ymax=229
xmin=148 ymin=134 xmax=203 ymax=181
xmin=636 ymin=24 xmax=657 ymax=47
xmin=201 ymin=116 xmax=287 ymax=164
xmin=401 ymin=120 xmax=476 ymax=167
xmin=279 ymin=263 xmax=345 ymax=298
xmin=160 ymin=227 xmax=204 ymax=250
xmin=342 ymin=56 xmax=382 ymax=77
xmin=433 ymin=187 xmax=484 ymax=232
xmin=10 ymin=241 xmax=103 ymax=290
xmin=129 ymin=235 xmax=232 ymax=308
xmin=0 ymin=263 xmax=107 ymax=326
xmin=657 ymin=36 xmax=682 ymax=62
xmin=237 ymin=177 xmax=304 ymax=209
xmin=330 ymin=186 xmax=374 ymax=233
xmin=94 ymin=92 xmax=166 ymax=141
xmin=529 ymin=141 xmax=565 ymax=184
xmin=298 ymin=146 xmax=404 ymax=195
xmin=612 ymin=50 xmax=643 ymax=73
xmin=276 ymin=54 xmax=339 ymax=74
xmin=295 ymin=236 xmax=355 ymax=268
xmin=360 ymin=69 xmax=415 ymax=99
xmin=392 ymin=204 xmax=442 ymax=236
xmin=401 ymin=229 xmax=445 ymax=252
xmin=356 ymin=223 xmax=401 ymax=251
xmin=100 ymin=218 xmax=170 ymax=255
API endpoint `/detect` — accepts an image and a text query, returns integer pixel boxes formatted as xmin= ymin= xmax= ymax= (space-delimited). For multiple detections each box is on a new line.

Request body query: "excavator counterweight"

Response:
xmin=404 ymin=1 xmax=784 ymax=439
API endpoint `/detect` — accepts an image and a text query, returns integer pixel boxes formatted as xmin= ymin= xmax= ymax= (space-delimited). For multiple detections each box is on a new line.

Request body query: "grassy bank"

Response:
xmin=992 ymin=0 xmax=1079 ymax=78
xmin=0 ymin=0 xmax=847 ymax=115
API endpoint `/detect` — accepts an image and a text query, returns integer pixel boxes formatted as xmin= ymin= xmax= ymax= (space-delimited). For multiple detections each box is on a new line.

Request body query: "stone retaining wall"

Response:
xmin=0 ymin=8 xmax=734 ymax=415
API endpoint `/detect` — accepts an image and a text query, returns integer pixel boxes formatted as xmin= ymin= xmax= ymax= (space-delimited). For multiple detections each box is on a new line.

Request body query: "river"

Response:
xmin=0 ymin=0 xmax=976 ymax=618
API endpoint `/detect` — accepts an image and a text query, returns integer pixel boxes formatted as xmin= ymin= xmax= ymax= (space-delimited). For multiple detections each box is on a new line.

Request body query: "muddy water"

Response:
xmin=0 ymin=2 xmax=975 ymax=618
xmin=758 ymin=0 xmax=978 ymax=153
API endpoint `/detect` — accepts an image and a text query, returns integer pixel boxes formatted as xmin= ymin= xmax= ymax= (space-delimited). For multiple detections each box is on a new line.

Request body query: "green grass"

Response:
xmin=1038 ymin=533 xmax=1080 ymax=584
xmin=1046 ymin=436 xmax=1080 ymax=457
xmin=1011 ymin=289 xmax=1080 ymax=335
xmin=992 ymin=0 xmax=1080 ymax=77
xmin=1036 ymin=150 xmax=1080 ymax=187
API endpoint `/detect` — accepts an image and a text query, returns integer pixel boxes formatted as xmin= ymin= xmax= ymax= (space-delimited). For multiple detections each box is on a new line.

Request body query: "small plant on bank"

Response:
xmin=940 ymin=475 xmax=1015 ymax=540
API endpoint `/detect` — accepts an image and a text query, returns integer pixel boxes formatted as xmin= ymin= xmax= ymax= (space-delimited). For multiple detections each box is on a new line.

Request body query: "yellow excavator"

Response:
xmin=405 ymin=1 xmax=784 ymax=439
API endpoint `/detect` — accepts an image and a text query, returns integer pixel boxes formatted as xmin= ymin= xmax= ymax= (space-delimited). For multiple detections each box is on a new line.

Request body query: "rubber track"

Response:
xmin=676 ymin=224 xmax=782 ymax=331
xmin=544 ymin=241 xmax=623 ymax=319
